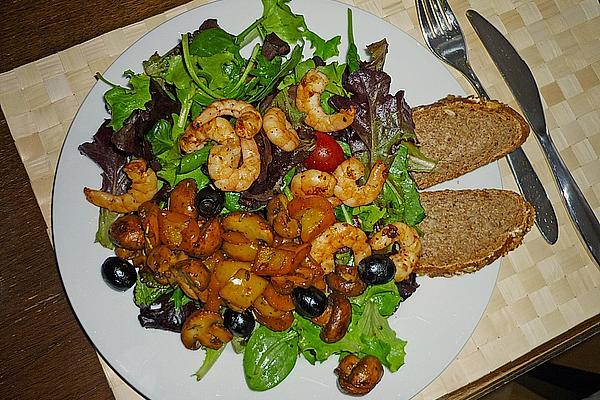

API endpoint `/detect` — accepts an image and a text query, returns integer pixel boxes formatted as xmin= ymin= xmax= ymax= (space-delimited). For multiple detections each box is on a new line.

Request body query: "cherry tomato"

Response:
xmin=304 ymin=132 xmax=346 ymax=173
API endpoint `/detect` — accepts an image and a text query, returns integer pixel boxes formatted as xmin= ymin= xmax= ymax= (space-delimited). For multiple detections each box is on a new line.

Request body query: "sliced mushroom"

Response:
xmin=138 ymin=201 xmax=161 ymax=249
xmin=188 ymin=217 xmax=223 ymax=258
xmin=169 ymin=178 xmax=198 ymax=218
xmin=266 ymin=194 xmax=300 ymax=239
xmin=326 ymin=264 xmax=367 ymax=297
xmin=171 ymin=259 xmax=211 ymax=300
xmin=181 ymin=310 xmax=233 ymax=350
xmin=253 ymin=295 xmax=294 ymax=331
xmin=222 ymin=211 xmax=274 ymax=245
xmin=146 ymin=245 xmax=188 ymax=285
xmin=114 ymin=247 xmax=146 ymax=267
xmin=335 ymin=354 xmax=383 ymax=395
xmin=109 ymin=214 xmax=145 ymax=250
xmin=320 ymin=293 xmax=352 ymax=343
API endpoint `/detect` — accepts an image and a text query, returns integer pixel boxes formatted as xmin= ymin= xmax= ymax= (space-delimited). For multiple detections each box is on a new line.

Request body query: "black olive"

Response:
xmin=223 ymin=309 xmax=255 ymax=337
xmin=292 ymin=286 xmax=328 ymax=318
xmin=196 ymin=186 xmax=225 ymax=218
xmin=101 ymin=257 xmax=137 ymax=291
xmin=357 ymin=254 xmax=395 ymax=285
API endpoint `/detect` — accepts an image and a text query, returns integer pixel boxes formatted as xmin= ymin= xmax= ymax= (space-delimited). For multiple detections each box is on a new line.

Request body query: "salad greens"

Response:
xmin=80 ymin=0 xmax=436 ymax=393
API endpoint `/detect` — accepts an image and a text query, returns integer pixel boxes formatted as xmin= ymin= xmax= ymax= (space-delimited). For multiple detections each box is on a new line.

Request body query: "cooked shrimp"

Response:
xmin=333 ymin=157 xmax=388 ymax=207
xmin=209 ymin=138 xmax=261 ymax=192
xmin=310 ymin=222 xmax=372 ymax=274
xmin=296 ymin=69 xmax=356 ymax=132
xmin=369 ymin=222 xmax=421 ymax=282
xmin=84 ymin=159 xmax=158 ymax=213
xmin=179 ymin=116 xmax=240 ymax=154
xmin=262 ymin=107 xmax=300 ymax=151
xmin=189 ymin=99 xmax=262 ymax=139
xmin=291 ymin=169 xmax=337 ymax=198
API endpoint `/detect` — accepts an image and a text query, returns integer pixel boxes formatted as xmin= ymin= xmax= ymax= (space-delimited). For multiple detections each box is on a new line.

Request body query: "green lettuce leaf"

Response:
xmin=95 ymin=209 xmax=120 ymax=249
xmin=134 ymin=276 xmax=173 ymax=307
xmin=194 ymin=346 xmax=226 ymax=381
xmin=295 ymin=282 xmax=406 ymax=372
xmin=260 ymin=0 xmax=340 ymax=60
xmin=104 ymin=71 xmax=152 ymax=131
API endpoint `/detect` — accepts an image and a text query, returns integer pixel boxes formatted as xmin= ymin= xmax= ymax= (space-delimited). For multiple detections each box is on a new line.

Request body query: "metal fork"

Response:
xmin=416 ymin=0 xmax=558 ymax=244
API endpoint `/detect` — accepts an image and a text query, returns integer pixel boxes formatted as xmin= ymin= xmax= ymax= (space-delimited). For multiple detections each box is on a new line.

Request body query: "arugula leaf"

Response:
xmin=103 ymin=71 xmax=152 ymax=131
xmin=194 ymin=346 xmax=226 ymax=381
xmin=244 ymin=326 xmax=299 ymax=391
xmin=346 ymin=9 xmax=360 ymax=73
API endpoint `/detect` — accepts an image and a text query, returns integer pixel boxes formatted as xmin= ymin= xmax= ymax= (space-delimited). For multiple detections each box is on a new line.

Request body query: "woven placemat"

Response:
xmin=1 ymin=0 xmax=598 ymax=399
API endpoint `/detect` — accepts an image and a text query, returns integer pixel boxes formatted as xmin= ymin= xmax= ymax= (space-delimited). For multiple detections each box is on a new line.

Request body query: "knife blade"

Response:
xmin=467 ymin=10 xmax=600 ymax=268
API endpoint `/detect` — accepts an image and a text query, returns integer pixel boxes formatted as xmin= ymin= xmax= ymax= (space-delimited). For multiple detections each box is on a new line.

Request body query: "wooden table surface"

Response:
xmin=1 ymin=1 xmax=598 ymax=399
xmin=0 ymin=2 xmax=189 ymax=399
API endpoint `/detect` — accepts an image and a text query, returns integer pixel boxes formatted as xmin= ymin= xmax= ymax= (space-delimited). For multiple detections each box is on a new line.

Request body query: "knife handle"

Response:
xmin=538 ymin=132 xmax=600 ymax=266
xmin=468 ymin=75 xmax=558 ymax=244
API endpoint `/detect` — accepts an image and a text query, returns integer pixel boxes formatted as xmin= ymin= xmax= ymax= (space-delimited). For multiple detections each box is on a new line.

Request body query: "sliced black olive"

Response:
xmin=196 ymin=186 xmax=225 ymax=218
xmin=101 ymin=256 xmax=137 ymax=291
xmin=223 ymin=308 xmax=255 ymax=337
xmin=357 ymin=254 xmax=395 ymax=285
xmin=292 ymin=286 xmax=328 ymax=318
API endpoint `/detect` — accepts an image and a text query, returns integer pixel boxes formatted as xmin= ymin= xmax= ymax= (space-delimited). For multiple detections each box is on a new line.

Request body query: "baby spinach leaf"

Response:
xmin=243 ymin=326 xmax=299 ymax=391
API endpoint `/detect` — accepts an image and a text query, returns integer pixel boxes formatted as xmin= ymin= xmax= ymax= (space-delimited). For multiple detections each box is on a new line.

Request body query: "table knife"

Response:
xmin=467 ymin=10 xmax=600 ymax=268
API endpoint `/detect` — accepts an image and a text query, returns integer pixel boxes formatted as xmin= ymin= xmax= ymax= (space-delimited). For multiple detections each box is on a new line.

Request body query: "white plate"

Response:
xmin=52 ymin=1 xmax=500 ymax=399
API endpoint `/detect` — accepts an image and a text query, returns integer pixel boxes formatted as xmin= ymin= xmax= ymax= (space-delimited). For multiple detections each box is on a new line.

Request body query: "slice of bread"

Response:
xmin=416 ymin=189 xmax=535 ymax=277
xmin=411 ymin=96 xmax=530 ymax=189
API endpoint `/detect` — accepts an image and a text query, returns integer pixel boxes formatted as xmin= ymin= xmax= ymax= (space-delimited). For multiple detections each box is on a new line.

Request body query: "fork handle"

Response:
xmin=466 ymin=63 xmax=559 ymax=244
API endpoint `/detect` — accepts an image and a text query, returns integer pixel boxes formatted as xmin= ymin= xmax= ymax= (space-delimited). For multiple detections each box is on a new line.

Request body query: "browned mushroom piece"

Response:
xmin=146 ymin=245 xmax=188 ymax=285
xmin=252 ymin=295 xmax=294 ymax=331
xmin=188 ymin=217 xmax=223 ymax=258
xmin=335 ymin=354 xmax=384 ymax=396
xmin=108 ymin=214 xmax=145 ymax=250
xmin=114 ymin=247 xmax=146 ymax=267
xmin=169 ymin=178 xmax=198 ymax=218
xmin=138 ymin=201 xmax=161 ymax=249
xmin=181 ymin=310 xmax=233 ymax=350
xmin=171 ymin=259 xmax=211 ymax=300
xmin=266 ymin=194 xmax=300 ymax=239
xmin=320 ymin=293 xmax=352 ymax=343
xmin=325 ymin=264 xmax=367 ymax=297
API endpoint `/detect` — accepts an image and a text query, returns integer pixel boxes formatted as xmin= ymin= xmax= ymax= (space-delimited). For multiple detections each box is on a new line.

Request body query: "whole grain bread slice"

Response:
xmin=411 ymin=96 xmax=530 ymax=189
xmin=416 ymin=189 xmax=535 ymax=277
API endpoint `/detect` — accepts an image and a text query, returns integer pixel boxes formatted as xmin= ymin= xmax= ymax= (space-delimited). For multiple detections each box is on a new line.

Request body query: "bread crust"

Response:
xmin=415 ymin=189 xmax=535 ymax=277
xmin=411 ymin=96 xmax=530 ymax=189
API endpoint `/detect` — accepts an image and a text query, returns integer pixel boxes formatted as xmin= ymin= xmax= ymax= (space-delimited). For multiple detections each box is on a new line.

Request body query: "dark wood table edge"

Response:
xmin=442 ymin=313 xmax=600 ymax=399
